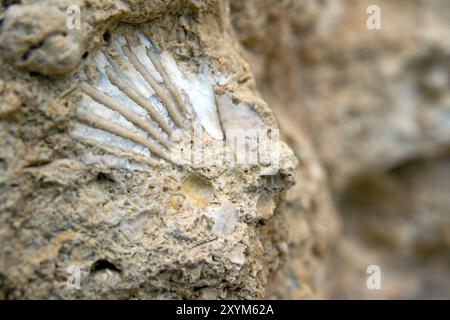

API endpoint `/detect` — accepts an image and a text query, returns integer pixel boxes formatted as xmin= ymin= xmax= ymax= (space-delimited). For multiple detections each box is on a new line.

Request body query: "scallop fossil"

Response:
xmin=72 ymin=30 xmax=224 ymax=169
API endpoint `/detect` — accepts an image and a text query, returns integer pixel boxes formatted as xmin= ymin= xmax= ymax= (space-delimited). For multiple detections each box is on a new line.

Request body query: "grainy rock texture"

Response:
xmin=264 ymin=111 xmax=340 ymax=299
xmin=2 ymin=0 xmax=448 ymax=300
xmin=0 ymin=3 xmax=83 ymax=75
xmin=231 ymin=0 xmax=450 ymax=298
xmin=0 ymin=0 xmax=337 ymax=300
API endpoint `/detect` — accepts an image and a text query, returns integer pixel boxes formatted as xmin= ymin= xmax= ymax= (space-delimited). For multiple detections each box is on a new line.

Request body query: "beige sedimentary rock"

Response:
xmin=0 ymin=3 xmax=83 ymax=76
xmin=0 ymin=0 xmax=324 ymax=299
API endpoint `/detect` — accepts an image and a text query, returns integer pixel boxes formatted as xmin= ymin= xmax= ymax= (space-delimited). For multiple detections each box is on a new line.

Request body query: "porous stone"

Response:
xmin=0 ymin=3 xmax=82 ymax=76
xmin=0 ymin=0 xmax=307 ymax=300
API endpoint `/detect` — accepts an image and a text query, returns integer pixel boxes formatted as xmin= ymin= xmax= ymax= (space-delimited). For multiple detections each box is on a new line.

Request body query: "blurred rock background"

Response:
xmin=231 ymin=0 xmax=450 ymax=299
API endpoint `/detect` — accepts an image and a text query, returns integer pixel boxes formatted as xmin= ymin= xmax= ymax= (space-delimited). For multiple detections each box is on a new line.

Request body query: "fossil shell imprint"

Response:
xmin=72 ymin=31 xmax=224 ymax=169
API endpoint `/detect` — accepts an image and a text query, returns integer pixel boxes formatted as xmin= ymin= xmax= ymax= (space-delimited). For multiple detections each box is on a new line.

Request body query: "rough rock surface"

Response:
xmin=264 ymin=111 xmax=340 ymax=299
xmin=0 ymin=3 xmax=83 ymax=76
xmin=0 ymin=0 xmax=328 ymax=299
xmin=3 ymin=0 xmax=448 ymax=300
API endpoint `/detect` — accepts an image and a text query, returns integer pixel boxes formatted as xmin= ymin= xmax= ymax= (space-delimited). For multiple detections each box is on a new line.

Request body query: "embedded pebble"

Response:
xmin=181 ymin=175 xmax=214 ymax=208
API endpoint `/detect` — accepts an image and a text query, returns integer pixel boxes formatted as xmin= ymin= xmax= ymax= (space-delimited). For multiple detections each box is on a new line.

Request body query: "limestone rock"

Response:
xmin=0 ymin=4 xmax=82 ymax=76
xmin=0 ymin=0 xmax=306 ymax=300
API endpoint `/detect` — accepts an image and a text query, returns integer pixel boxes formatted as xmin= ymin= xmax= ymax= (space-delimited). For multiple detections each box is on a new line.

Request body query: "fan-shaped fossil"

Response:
xmin=72 ymin=30 xmax=224 ymax=169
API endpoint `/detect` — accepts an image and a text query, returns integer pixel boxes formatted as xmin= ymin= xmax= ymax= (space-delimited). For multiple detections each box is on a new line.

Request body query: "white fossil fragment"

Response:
xmin=159 ymin=52 xmax=224 ymax=140
xmin=208 ymin=200 xmax=238 ymax=235
xmin=228 ymin=244 xmax=246 ymax=266
xmin=72 ymin=30 xmax=225 ymax=168
xmin=217 ymin=93 xmax=263 ymax=131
